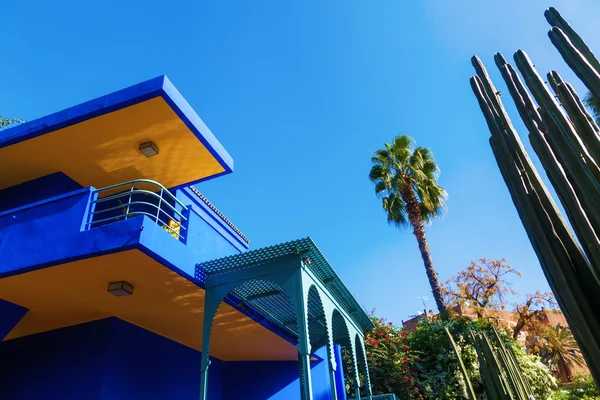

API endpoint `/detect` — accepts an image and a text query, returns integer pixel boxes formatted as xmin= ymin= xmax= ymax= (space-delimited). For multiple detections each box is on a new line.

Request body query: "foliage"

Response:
xmin=369 ymin=135 xmax=448 ymax=316
xmin=535 ymin=324 xmax=586 ymax=382
xmin=408 ymin=316 xmax=488 ymax=399
xmin=584 ymin=92 xmax=600 ymax=125
xmin=0 ymin=113 xmax=23 ymax=129
xmin=351 ymin=310 xmax=560 ymax=399
xmin=551 ymin=373 xmax=600 ymax=400
xmin=512 ymin=343 xmax=558 ymax=399
xmin=513 ymin=291 xmax=557 ymax=339
xmin=443 ymin=258 xmax=521 ymax=318
xmin=343 ymin=313 xmax=424 ymax=399
xmin=410 ymin=317 xmax=558 ymax=400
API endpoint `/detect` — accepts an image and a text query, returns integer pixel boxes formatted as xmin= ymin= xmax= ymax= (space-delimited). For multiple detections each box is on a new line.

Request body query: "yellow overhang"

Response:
xmin=0 ymin=250 xmax=297 ymax=361
xmin=0 ymin=76 xmax=233 ymax=190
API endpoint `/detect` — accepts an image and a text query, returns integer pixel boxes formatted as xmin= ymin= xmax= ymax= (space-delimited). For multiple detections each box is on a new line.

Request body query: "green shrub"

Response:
xmin=552 ymin=373 xmax=600 ymax=400
xmin=512 ymin=344 xmax=558 ymax=399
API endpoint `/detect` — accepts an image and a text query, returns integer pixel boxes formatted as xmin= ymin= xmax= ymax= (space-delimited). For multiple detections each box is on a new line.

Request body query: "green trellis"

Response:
xmin=196 ymin=237 xmax=374 ymax=400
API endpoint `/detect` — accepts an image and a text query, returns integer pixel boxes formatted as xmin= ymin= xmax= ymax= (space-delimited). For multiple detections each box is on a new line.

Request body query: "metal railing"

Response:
xmin=86 ymin=179 xmax=188 ymax=241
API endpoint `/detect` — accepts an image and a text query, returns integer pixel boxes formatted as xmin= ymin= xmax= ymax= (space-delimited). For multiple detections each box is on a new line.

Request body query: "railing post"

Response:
xmin=81 ymin=189 xmax=99 ymax=231
xmin=156 ymin=188 xmax=163 ymax=224
xmin=125 ymin=182 xmax=135 ymax=219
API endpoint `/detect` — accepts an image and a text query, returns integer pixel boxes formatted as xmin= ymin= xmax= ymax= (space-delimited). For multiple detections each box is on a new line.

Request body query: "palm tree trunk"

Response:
xmin=402 ymin=183 xmax=448 ymax=319
xmin=557 ymin=356 xmax=572 ymax=382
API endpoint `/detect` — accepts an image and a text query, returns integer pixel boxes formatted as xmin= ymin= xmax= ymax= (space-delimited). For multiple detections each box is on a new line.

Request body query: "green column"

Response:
xmin=198 ymin=286 xmax=228 ymax=400
xmin=293 ymin=270 xmax=314 ymax=400
xmin=298 ymin=350 xmax=313 ymax=400
xmin=354 ymin=385 xmax=361 ymax=399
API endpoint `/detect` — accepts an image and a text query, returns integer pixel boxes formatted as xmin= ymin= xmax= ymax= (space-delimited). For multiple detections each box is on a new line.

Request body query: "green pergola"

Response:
xmin=196 ymin=237 xmax=375 ymax=400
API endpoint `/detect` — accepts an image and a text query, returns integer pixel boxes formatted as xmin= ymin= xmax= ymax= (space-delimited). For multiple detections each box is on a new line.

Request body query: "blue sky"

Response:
xmin=2 ymin=0 xmax=600 ymax=325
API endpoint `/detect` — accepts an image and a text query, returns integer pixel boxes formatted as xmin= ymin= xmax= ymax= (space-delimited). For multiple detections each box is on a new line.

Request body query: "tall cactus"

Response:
xmin=548 ymin=27 xmax=600 ymax=102
xmin=470 ymin=51 xmax=600 ymax=387
xmin=468 ymin=329 xmax=532 ymax=400
xmin=493 ymin=55 xmax=600 ymax=273
xmin=544 ymin=7 xmax=600 ymax=73
xmin=491 ymin=327 xmax=533 ymax=399
xmin=444 ymin=327 xmax=477 ymax=400
xmin=547 ymin=71 xmax=600 ymax=157
xmin=513 ymin=50 xmax=600 ymax=188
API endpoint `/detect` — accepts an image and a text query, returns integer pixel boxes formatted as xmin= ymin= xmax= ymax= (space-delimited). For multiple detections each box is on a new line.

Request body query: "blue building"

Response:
xmin=0 ymin=76 xmax=374 ymax=400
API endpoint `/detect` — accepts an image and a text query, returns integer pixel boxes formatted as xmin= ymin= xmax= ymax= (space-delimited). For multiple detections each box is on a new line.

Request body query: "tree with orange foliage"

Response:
xmin=442 ymin=258 xmax=521 ymax=318
xmin=512 ymin=291 xmax=557 ymax=339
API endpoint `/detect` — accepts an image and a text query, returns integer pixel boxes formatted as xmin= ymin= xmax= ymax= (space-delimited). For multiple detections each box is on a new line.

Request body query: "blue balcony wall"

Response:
xmin=0 ymin=172 xmax=82 ymax=213
xmin=0 ymin=187 xmax=144 ymax=278
xmin=0 ymin=317 xmax=330 ymax=400
xmin=175 ymin=187 xmax=248 ymax=263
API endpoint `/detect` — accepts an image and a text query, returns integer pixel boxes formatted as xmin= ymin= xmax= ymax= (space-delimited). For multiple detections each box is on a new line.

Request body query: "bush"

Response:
xmin=512 ymin=344 xmax=558 ymax=399
xmin=551 ymin=373 xmax=600 ymax=400
xmin=343 ymin=314 xmax=424 ymax=398
xmin=352 ymin=312 xmax=560 ymax=399
xmin=408 ymin=317 xmax=485 ymax=399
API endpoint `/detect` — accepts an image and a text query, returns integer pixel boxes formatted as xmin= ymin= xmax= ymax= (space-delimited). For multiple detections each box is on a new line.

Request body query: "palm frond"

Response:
xmin=382 ymin=194 xmax=408 ymax=228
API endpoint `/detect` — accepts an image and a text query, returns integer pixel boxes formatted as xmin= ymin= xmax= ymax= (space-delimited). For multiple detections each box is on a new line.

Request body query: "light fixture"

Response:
xmin=139 ymin=141 xmax=159 ymax=157
xmin=107 ymin=281 xmax=134 ymax=296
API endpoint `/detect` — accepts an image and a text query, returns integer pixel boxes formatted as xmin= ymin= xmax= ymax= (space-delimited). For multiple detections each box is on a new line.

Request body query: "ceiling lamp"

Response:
xmin=107 ymin=281 xmax=134 ymax=296
xmin=139 ymin=141 xmax=159 ymax=157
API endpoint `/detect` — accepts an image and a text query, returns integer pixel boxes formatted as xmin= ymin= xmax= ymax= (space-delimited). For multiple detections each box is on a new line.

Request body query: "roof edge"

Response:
xmin=0 ymin=75 xmax=234 ymax=178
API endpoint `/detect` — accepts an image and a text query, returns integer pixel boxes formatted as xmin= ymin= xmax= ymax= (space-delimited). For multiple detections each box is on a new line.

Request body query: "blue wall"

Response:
xmin=0 ymin=318 xmax=332 ymax=400
xmin=97 ymin=318 xmax=224 ymax=400
xmin=0 ymin=298 xmax=28 ymax=341
xmin=223 ymin=347 xmax=333 ymax=400
xmin=0 ymin=317 xmax=112 ymax=399
xmin=334 ymin=345 xmax=348 ymax=400
xmin=0 ymin=172 xmax=82 ymax=213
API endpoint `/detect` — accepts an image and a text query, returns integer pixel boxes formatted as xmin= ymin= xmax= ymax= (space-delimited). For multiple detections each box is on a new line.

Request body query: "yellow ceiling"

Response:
xmin=0 ymin=250 xmax=298 ymax=361
xmin=0 ymin=97 xmax=225 ymax=191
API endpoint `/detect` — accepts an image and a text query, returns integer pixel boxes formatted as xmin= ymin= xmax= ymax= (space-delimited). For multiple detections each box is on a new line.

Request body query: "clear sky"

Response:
xmin=2 ymin=0 xmax=600 ymax=325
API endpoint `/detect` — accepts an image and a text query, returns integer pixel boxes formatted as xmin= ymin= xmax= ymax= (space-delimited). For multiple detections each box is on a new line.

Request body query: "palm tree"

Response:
xmin=369 ymin=135 xmax=448 ymax=317
xmin=539 ymin=324 xmax=586 ymax=382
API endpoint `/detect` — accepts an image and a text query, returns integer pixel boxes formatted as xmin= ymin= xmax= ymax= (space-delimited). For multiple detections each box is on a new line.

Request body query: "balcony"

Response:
xmin=85 ymin=179 xmax=188 ymax=243
xmin=0 ymin=176 xmax=248 ymax=280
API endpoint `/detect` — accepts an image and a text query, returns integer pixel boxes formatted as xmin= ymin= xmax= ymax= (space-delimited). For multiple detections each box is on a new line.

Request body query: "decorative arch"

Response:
xmin=355 ymin=333 xmax=373 ymax=399
xmin=198 ymin=268 xmax=304 ymax=400
xmin=306 ymin=284 xmax=328 ymax=354
xmin=331 ymin=308 xmax=351 ymax=347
